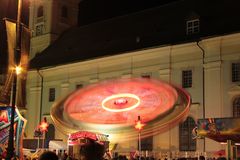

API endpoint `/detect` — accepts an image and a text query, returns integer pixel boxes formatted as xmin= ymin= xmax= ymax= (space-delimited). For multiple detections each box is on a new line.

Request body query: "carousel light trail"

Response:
xmin=62 ymin=78 xmax=178 ymax=124
xmin=51 ymin=78 xmax=191 ymax=142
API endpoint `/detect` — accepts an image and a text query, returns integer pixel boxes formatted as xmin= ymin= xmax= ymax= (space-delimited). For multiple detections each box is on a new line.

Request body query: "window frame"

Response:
xmin=141 ymin=73 xmax=152 ymax=79
xmin=186 ymin=19 xmax=200 ymax=35
xmin=140 ymin=136 xmax=153 ymax=151
xmin=233 ymin=97 xmax=240 ymax=117
xmin=37 ymin=6 xmax=44 ymax=18
xmin=48 ymin=88 xmax=55 ymax=102
xmin=60 ymin=5 xmax=69 ymax=24
xmin=61 ymin=5 xmax=68 ymax=18
xmin=76 ymin=84 xmax=83 ymax=90
xmin=182 ymin=70 xmax=192 ymax=88
xmin=35 ymin=23 xmax=44 ymax=36
xmin=179 ymin=117 xmax=196 ymax=151
xmin=232 ymin=63 xmax=240 ymax=82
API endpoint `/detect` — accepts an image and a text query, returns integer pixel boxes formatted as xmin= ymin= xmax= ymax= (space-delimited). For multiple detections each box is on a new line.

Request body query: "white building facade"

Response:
xmin=26 ymin=33 xmax=240 ymax=155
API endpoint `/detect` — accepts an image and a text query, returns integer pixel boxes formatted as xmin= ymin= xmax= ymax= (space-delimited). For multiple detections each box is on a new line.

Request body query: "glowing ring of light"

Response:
xmin=101 ymin=93 xmax=140 ymax=112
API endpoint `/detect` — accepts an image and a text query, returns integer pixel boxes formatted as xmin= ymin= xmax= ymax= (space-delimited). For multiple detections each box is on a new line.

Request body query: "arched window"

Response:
xmin=233 ymin=97 xmax=240 ymax=117
xmin=179 ymin=117 xmax=196 ymax=151
xmin=61 ymin=6 xmax=68 ymax=18
xmin=37 ymin=6 xmax=44 ymax=17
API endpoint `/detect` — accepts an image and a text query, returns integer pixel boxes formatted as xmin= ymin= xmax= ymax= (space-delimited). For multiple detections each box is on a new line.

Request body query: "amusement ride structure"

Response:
xmin=51 ymin=78 xmax=191 ymax=142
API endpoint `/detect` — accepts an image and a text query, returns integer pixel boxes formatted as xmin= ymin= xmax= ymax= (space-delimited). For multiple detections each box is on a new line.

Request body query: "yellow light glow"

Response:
xmin=102 ymin=93 xmax=140 ymax=112
xmin=15 ymin=66 xmax=22 ymax=75
xmin=135 ymin=121 xmax=145 ymax=130
xmin=39 ymin=121 xmax=49 ymax=132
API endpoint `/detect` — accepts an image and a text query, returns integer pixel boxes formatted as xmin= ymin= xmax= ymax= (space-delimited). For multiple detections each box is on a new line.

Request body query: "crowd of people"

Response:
xmin=21 ymin=138 xmax=105 ymax=160
xmin=20 ymin=140 xmax=228 ymax=160
xmin=1 ymin=138 xmax=229 ymax=160
xmin=27 ymin=151 xmax=227 ymax=160
xmin=0 ymin=149 xmax=229 ymax=160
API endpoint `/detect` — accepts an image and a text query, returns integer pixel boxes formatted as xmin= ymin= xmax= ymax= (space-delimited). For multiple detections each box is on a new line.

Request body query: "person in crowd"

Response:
xmin=104 ymin=149 xmax=112 ymax=160
xmin=79 ymin=139 xmax=105 ymax=160
xmin=39 ymin=151 xmax=58 ymax=160
xmin=63 ymin=150 xmax=69 ymax=160
xmin=58 ymin=150 xmax=63 ymax=160
xmin=199 ymin=154 xmax=205 ymax=160
xmin=11 ymin=156 xmax=19 ymax=160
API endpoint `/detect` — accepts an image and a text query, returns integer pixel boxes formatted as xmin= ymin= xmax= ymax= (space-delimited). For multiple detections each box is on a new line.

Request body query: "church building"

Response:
xmin=25 ymin=0 xmax=240 ymax=158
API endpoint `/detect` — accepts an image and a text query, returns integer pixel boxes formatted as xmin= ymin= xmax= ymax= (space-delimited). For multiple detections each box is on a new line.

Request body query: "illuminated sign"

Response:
xmin=0 ymin=106 xmax=27 ymax=158
xmin=0 ymin=110 xmax=9 ymax=123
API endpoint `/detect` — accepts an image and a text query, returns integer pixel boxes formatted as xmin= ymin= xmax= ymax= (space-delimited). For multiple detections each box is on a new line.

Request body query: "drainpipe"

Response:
xmin=37 ymin=69 xmax=43 ymax=123
xmin=196 ymin=41 xmax=206 ymax=152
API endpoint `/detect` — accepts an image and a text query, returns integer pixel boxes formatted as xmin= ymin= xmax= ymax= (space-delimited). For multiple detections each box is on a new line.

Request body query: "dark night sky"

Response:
xmin=0 ymin=0 xmax=28 ymax=74
xmin=78 ymin=0 xmax=180 ymax=26
xmin=0 ymin=0 xmax=29 ymax=25
xmin=0 ymin=0 xmax=178 ymax=73
xmin=0 ymin=0 xmax=179 ymax=26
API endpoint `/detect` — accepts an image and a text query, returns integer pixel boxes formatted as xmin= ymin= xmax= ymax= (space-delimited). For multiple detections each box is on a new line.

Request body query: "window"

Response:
xmin=233 ymin=97 xmax=240 ymax=117
xmin=186 ymin=19 xmax=199 ymax=35
xmin=179 ymin=117 xmax=196 ymax=151
xmin=141 ymin=73 xmax=151 ymax=79
xmin=140 ymin=136 xmax=153 ymax=151
xmin=61 ymin=6 xmax=68 ymax=18
xmin=49 ymin=88 xmax=55 ymax=102
xmin=232 ymin=63 xmax=240 ymax=82
xmin=37 ymin=6 xmax=43 ymax=17
xmin=35 ymin=24 xmax=44 ymax=36
xmin=60 ymin=6 xmax=69 ymax=23
xmin=76 ymin=84 xmax=83 ymax=89
xmin=36 ymin=6 xmax=44 ymax=23
xmin=182 ymin=70 xmax=192 ymax=88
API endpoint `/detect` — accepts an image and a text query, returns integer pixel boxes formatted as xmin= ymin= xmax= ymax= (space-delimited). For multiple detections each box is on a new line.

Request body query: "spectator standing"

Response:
xmin=39 ymin=151 xmax=58 ymax=160
xmin=79 ymin=139 xmax=105 ymax=160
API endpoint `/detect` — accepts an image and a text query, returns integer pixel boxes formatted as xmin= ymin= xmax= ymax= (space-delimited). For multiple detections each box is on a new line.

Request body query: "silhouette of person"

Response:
xmin=79 ymin=139 xmax=105 ymax=160
xmin=39 ymin=151 xmax=58 ymax=160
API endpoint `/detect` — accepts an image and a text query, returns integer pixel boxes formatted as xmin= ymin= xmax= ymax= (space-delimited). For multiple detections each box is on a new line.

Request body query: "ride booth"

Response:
xmin=49 ymin=140 xmax=67 ymax=158
xmin=68 ymin=131 xmax=109 ymax=159
xmin=197 ymin=117 xmax=240 ymax=160
xmin=0 ymin=106 xmax=27 ymax=159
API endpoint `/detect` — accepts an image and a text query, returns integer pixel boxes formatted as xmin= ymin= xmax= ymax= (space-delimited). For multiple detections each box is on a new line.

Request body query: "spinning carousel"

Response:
xmin=51 ymin=78 xmax=191 ymax=142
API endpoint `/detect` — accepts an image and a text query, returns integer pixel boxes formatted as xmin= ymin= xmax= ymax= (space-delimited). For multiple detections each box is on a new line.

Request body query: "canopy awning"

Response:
xmin=49 ymin=140 xmax=67 ymax=150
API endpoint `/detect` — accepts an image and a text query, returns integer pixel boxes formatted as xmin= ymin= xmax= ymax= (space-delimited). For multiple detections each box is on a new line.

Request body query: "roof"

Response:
xmin=30 ymin=0 xmax=240 ymax=69
xmin=77 ymin=0 xmax=180 ymax=26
